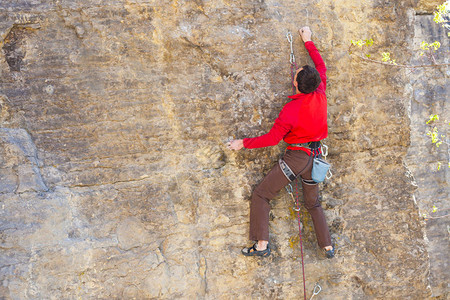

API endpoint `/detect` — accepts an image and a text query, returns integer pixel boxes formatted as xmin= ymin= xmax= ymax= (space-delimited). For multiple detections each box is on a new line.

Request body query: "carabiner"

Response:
xmin=286 ymin=31 xmax=293 ymax=43
xmin=285 ymin=183 xmax=293 ymax=194
xmin=321 ymin=143 xmax=328 ymax=158
xmin=309 ymin=283 xmax=322 ymax=300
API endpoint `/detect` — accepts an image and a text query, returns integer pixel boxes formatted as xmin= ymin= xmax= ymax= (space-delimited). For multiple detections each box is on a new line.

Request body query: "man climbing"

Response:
xmin=227 ymin=26 xmax=334 ymax=258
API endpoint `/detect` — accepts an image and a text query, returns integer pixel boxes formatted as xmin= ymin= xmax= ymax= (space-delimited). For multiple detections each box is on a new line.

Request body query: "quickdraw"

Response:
xmin=286 ymin=31 xmax=296 ymax=65
xmin=286 ymin=31 xmax=298 ymax=95
xmin=285 ymin=184 xmax=300 ymax=212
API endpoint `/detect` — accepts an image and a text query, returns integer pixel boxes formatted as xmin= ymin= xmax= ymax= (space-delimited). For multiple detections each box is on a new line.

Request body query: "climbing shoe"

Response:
xmin=241 ymin=243 xmax=271 ymax=257
xmin=324 ymin=246 xmax=335 ymax=259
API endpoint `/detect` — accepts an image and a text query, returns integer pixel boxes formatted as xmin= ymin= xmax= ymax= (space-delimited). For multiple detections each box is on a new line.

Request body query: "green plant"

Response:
xmin=349 ymin=2 xmax=450 ymax=68
xmin=425 ymin=114 xmax=449 ymax=169
xmin=349 ymin=2 xmax=449 ymax=171
xmin=349 ymin=2 xmax=450 ymax=223
xmin=434 ymin=0 xmax=450 ymax=32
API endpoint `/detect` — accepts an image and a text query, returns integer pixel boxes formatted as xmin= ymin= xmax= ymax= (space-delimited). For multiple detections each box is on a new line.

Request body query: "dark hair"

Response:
xmin=296 ymin=65 xmax=321 ymax=94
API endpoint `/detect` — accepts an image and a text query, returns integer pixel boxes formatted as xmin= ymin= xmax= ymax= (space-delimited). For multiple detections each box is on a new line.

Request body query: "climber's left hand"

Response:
xmin=227 ymin=139 xmax=244 ymax=151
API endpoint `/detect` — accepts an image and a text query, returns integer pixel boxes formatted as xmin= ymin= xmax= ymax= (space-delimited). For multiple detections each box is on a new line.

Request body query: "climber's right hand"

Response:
xmin=299 ymin=26 xmax=312 ymax=43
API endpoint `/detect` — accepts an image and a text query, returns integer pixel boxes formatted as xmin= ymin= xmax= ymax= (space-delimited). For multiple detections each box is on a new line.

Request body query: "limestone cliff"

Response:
xmin=0 ymin=0 xmax=448 ymax=299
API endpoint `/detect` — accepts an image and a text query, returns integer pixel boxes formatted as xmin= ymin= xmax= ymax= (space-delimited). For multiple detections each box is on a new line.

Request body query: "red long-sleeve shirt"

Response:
xmin=243 ymin=41 xmax=327 ymax=155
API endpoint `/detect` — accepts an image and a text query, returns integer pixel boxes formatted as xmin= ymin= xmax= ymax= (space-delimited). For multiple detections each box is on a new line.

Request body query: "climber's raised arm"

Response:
xmin=299 ymin=26 xmax=327 ymax=91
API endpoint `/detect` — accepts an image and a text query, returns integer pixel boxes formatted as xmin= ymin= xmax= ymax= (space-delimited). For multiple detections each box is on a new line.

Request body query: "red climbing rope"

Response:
xmin=294 ymin=180 xmax=307 ymax=300
xmin=286 ymin=31 xmax=307 ymax=300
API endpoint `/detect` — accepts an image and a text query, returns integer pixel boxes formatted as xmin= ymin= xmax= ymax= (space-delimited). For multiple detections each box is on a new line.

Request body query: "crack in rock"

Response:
xmin=0 ymin=128 xmax=48 ymax=193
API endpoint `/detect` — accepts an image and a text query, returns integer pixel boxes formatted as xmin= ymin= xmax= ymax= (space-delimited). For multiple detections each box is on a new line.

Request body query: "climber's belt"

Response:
xmin=289 ymin=141 xmax=321 ymax=149
xmin=279 ymin=159 xmax=296 ymax=182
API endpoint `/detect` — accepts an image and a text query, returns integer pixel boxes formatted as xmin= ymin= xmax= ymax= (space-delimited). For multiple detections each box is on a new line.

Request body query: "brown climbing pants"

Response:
xmin=249 ymin=149 xmax=332 ymax=248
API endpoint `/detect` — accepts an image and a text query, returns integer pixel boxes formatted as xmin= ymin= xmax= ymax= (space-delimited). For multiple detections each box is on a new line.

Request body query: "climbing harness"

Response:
xmin=287 ymin=142 xmax=332 ymax=183
xmin=279 ymin=158 xmax=297 ymax=182
xmin=289 ymin=141 xmax=321 ymax=149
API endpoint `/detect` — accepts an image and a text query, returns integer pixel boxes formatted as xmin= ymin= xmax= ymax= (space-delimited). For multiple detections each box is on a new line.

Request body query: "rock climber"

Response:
xmin=227 ymin=26 xmax=334 ymax=258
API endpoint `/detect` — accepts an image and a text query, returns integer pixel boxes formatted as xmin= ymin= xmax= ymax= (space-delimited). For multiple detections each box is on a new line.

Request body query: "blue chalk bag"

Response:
xmin=311 ymin=144 xmax=332 ymax=183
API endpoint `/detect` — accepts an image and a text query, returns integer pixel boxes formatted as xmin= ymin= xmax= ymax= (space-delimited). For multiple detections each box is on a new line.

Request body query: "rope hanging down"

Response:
xmin=285 ymin=31 xmax=323 ymax=300
xmin=286 ymin=30 xmax=307 ymax=300
xmin=285 ymin=180 xmax=307 ymax=300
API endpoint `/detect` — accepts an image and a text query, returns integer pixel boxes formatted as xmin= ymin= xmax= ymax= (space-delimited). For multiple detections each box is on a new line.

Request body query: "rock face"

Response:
xmin=405 ymin=13 xmax=449 ymax=299
xmin=0 ymin=0 xmax=447 ymax=299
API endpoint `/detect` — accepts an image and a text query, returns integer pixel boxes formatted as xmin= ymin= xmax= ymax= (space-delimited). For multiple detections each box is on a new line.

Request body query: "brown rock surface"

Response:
xmin=0 ymin=0 xmax=447 ymax=299
xmin=405 ymin=12 xmax=449 ymax=299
